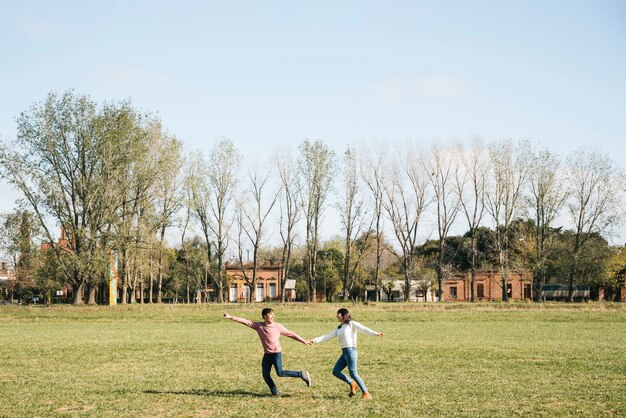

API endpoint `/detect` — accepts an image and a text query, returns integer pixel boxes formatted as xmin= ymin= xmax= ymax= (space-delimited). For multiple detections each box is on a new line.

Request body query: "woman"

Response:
xmin=310 ymin=308 xmax=383 ymax=400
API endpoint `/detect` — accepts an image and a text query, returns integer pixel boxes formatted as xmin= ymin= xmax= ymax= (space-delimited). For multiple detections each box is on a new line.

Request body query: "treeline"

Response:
xmin=0 ymin=91 xmax=625 ymax=304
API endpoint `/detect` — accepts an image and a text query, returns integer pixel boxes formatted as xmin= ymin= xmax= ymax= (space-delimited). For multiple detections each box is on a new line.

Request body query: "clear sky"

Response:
xmin=1 ymin=1 xmax=625 ymax=244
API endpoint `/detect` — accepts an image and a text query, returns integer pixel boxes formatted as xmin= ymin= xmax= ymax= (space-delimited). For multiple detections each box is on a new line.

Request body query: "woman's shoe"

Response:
xmin=349 ymin=381 xmax=358 ymax=397
xmin=361 ymin=392 xmax=372 ymax=400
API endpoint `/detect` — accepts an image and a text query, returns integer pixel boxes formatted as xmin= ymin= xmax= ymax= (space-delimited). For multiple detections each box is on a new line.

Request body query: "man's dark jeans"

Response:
xmin=261 ymin=351 xmax=301 ymax=395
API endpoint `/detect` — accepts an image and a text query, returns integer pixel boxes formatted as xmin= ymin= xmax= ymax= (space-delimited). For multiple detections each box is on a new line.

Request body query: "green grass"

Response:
xmin=1 ymin=303 xmax=625 ymax=417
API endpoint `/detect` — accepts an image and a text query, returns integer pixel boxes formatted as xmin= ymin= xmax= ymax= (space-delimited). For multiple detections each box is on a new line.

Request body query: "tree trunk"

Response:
xmin=470 ymin=235 xmax=477 ymax=303
xmin=404 ymin=255 xmax=411 ymax=302
xmin=87 ymin=282 xmax=97 ymax=305
xmin=130 ymin=258 xmax=138 ymax=304
xmin=436 ymin=266 xmax=443 ymax=302
xmin=375 ymin=229 xmax=381 ymax=302
xmin=120 ymin=249 xmax=129 ymax=304
xmin=501 ymin=269 xmax=509 ymax=302
xmin=157 ymin=232 xmax=165 ymax=303
xmin=73 ymin=281 xmax=85 ymax=305
xmin=149 ymin=255 xmax=154 ymax=304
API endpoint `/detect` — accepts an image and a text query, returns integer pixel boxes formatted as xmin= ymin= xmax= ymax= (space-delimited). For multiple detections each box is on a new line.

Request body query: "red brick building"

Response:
xmin=225 ymin=261 xmax=283 ymax=302
xmin=442 ymin=270 xmax=533 ymax=302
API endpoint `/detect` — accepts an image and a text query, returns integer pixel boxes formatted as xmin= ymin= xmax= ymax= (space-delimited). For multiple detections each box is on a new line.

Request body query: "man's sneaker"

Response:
xmin=301 ymin=371 xmax=311 ymax=387
xmin=361 ymin=392 xmax=372 ymax=400
xmin=349 ymin=381 xmax=358 ymax=397
xmin=272 ymin=392 xmax=282 ymax=397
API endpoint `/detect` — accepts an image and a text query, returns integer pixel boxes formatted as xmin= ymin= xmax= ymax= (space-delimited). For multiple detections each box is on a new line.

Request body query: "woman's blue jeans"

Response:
xmin=261 ymin=352 xmax=301 ymax=395
xmin=332 ymin=347 xmax=367 ymax=393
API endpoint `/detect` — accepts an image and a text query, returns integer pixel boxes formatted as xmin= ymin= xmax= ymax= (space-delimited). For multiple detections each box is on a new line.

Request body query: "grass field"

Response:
xmin=0 ymin=302 xmax=625 ymax=417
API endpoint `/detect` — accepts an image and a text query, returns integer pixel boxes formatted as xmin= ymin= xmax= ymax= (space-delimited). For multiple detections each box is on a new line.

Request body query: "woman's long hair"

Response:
xmin=337 ymin=308 xmax=352 ymax=328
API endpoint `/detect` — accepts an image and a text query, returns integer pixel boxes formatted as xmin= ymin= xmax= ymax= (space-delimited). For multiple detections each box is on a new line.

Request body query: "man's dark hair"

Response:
xmin=261 ymin=308 xmax=274 ymax=318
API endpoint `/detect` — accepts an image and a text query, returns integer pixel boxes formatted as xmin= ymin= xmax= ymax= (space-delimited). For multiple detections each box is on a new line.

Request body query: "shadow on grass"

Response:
xmin=143 ymin=389 xmax=290 ymax=398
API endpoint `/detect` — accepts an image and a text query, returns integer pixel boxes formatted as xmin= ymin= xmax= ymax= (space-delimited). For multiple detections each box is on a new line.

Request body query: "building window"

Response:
xmin=229 ymin=285 xmax=238 ymax=303
xmin=524 ymin=284 xmax=531 ymax=299
xmin=477 ymin=283 xmax=484 ymax=299
xmin=255 ymin=284 xmax=264 ymax=302
xmin=450 ymin=286 xmax=458 ymax=299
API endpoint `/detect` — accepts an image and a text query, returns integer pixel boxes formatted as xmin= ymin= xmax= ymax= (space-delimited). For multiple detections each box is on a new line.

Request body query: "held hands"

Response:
xmin=223 ymin=312 xmax=232 ymax=320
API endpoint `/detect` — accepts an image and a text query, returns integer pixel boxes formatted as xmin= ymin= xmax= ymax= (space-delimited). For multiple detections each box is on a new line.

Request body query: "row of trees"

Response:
xmin=1 ymin=91 xmax=625 ymax=304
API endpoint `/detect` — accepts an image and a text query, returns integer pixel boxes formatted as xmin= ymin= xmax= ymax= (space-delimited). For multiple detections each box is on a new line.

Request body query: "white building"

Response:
xmin=369 ymin=280 xmax=434 ymax=302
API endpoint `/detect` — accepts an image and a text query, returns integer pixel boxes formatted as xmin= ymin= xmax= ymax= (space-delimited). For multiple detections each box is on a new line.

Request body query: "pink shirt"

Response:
xmin=231 ymin=316 xmax=307 ymax=353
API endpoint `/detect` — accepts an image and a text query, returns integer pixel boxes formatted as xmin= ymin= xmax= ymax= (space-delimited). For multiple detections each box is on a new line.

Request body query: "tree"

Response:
xmin=545 ymin=230 xmax=609 ymax=295
xmin=110 ymin=116 xmax=161 ymax=304
xmin=564 ymin=149 xmax=619 ymax=302
xmin=298 ymin=139 xmax=335 ymax=302
xmin=171 ymin=236 xmax=207 ymax=303
xmin=152 ymin=134 xmax=185 ymax=303
xmin=485 ymin=140 xmax=530 ymax=301
xmin=0 ymin=209 xmax=40 ymax=302
xmin=424 ymin=142 xmax=461 ymax=302
xmin=525 ymin=146 xmax=566 ymax=301
xmin=412 ymin=259 xmax=436 ymax=302
xmin=275 ymin=149 xmax=302 ymax=303
xmin=235 ymin=162 xmax=279 ymax=302
xmin=455 ymin=139 xmax=488 ymax=302
xmin=207 ymin=138 xmax=241 ymax=303
xmin=0 ymin=91 xmax=143 ymax=304
xmin=187 ymin=152 xmax=215 ymax=300
xmin=338 ymin=145 xmax=370 ymax=300
xmin=317 ymin=247 xmax=343 ymax=301
xmin=383 ymin=143 xmax=430 ymax=301
xmin=360 ymin=143 xmax=387 ymax=301
xmin=604 ymin=245 xmax=626 ymax=301
xmin=34 ymin=247 xmax=66 ymax=304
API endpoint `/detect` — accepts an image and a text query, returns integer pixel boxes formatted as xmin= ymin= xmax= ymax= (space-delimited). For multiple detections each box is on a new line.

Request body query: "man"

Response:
xmin=223 ymin=308 xmax=312 ymax=396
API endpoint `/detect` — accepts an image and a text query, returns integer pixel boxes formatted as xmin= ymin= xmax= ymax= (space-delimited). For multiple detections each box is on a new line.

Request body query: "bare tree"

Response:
xmin=276 ymin=149 xmax=302 ymax=303
xmin=383 ymin=143 xmax=430 ymax=302
xmin=565 ymin=149 xmax=619 ymax=302
xmin=188 ymin=139 xmax=241 ymax=303
xmin=424 ymin=142 xmax=461 ymax=302
xmin=360 ymin=142 xmax=387 ymax=302
xmin=207 ymin=138 xmax=241 ymax=303
xmin=235 ymin=162 xmax=280 ymax=302
xmin=338 ymin=145 xmax=370 ymax=300
xmin=526 ymin=146 xmax=566 ymax=301
xmin=485 ymin=139 xmax=530 ymax=301
xmin=298 ymin=139 xmax=335 ymax=302
xmin=455 ymin=138 xmax=488 ymax=302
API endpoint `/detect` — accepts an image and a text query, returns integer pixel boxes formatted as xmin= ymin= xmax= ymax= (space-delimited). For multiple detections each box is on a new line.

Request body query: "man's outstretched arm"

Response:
xmin=279 ymin=324 xmax=312 ymax=346
xmin=223 ymin=312 xmax=255 ymax=328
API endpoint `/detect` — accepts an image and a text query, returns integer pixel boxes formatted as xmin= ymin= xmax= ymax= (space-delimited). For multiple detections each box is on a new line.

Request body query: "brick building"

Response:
xmin=442 ymin=270 xmax=533 ymax=302
xmin=225 ymin=261 xmax=283 ymax=302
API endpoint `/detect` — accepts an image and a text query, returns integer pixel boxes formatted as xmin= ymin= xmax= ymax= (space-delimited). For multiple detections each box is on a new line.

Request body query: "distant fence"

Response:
xmin=541 ymin=284 xmax=590 ymax=302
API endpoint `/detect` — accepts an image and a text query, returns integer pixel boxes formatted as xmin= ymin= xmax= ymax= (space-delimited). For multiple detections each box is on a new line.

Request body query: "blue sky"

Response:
xmin=1 ymin=1 xmax=625 ymax=243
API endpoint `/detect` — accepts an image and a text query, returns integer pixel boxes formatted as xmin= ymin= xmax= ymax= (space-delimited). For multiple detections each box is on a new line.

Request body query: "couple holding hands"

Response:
xmin=223 ymin=307 xmax=384 ymax=400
